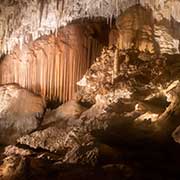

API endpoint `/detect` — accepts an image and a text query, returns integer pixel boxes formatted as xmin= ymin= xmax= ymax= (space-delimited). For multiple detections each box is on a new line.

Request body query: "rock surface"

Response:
xmin=17 ymin=102 xmax=109 ymax=165
xmin=0 ymin=155 xmax=26 ymax=180
xmin=0 ymin=84 xmax=46 ymax=145
xmin=42 ymin=100 xmax=87 ymax=127
xmin=115 ymin=5 xmax=157 ymax=53
xmin=172 ymin=125 xmax=180 ymax=143
xmin=0 ymin=23 xmax=107 ymax=103
xmin=3 ymin=145 xmax=32 ymax=157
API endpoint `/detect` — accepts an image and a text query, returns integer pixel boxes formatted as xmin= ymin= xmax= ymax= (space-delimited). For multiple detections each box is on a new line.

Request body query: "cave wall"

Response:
xmin=0 ymin=22 xmax=108 ymax=102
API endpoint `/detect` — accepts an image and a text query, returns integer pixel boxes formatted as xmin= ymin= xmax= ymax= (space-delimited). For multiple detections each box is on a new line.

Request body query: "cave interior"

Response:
xmin=1 ymin=0 xmax=180 ymax=180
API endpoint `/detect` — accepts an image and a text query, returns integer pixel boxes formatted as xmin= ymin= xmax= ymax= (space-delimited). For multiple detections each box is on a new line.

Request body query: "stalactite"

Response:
xmin=56 ymin=0 xmax=64 ymax=11
xmin=1 ymin=0 xmax=180 ymax=57
xmin=39 ymin=0 xmax=46 ymax=26
xmin=0 ymin=24 xmax=105 ymax=103
xmin=59 ymin=52 xmax=63 ymax=102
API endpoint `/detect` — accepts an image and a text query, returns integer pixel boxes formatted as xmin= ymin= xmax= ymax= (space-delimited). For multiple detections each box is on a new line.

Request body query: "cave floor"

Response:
xmin=1 ymin=139 xmax=180 ymax=180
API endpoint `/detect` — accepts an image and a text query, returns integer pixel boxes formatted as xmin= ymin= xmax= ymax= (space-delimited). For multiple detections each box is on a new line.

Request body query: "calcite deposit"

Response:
xmin=0 ymin=23 xmax=108 ymax=103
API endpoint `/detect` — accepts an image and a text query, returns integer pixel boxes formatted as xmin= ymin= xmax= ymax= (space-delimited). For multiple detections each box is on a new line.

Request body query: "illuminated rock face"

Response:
xmin=109 ymin=5 xmax=180 ymax=54
xmin=0 ymin=23 xmax=107 ymax=102
xmin=0 ymin=84 xmax=45 ymax=144
xmin=75 ymin=6 xmax=180 ymax=143
xmin=77 ymin=6 xmax=180 ymax=107
xmin=77 ymin=44 xmax=180 ymax=133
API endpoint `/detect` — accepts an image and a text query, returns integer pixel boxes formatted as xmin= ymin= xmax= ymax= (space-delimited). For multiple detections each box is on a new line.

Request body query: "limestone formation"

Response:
xmin=3 ymin=145 xmax=32 ymax=157
xmin=0 ymin=84 xmax=46 ymax=144
xmin=76 ymin=38 xmax=180 ymax=143
xmin=42 ymin=100 xmax=87 ymax=127
xmin=0 ymin=23 xmax=106 ymax=103
xmin=115 ymin=5 xmax=156 ymax=53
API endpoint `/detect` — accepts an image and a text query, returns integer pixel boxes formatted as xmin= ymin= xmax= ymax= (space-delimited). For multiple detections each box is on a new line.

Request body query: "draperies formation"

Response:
xmin=0 ymin=24 xmax=104 ymax=103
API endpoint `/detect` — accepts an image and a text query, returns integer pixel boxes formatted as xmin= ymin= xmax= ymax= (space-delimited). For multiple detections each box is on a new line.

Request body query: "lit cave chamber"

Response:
xmin=1 ymin=1 xmax=180 ymax=180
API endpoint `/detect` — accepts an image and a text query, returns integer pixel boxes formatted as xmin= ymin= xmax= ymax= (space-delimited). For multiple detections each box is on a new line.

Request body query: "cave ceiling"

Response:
xmin=0 ymin=0 xmax=180 ymax=56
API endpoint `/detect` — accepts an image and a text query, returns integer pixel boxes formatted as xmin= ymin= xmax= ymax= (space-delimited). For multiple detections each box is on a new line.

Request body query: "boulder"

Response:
xmin=172 ymin=125 xmax=180 ymax=143
xmin=42 ymin=100 xmax=87 ymax=127
xmin=0 ymin=84 xmax=46 ymax=144
xmin=0 ymin=155 xmax=26 ymax=180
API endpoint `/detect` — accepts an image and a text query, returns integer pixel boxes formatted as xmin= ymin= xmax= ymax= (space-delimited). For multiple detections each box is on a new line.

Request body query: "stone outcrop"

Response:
xmin=0 ymin=84 xmax=46 ymax=145
xmin=42 ymin=100 xmax=87 ymax=127
xmin=17 ymin=101 xmax=110 ymax=165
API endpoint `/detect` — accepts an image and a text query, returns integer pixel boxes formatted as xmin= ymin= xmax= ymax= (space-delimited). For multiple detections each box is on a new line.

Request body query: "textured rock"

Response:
xmin=0 ymin=155 xmax=26 ymax=180
xmin=18 ymin=127 xmax=69 ymax=153
xmin=77 ymin=46 xmax=180 ymax=142
xmin=18 ymin=126 xmax=99 ymax=165
xmin=77 ymin=46 xmax=169 ymax=105
xmin=42 ymin=100 xmax=87 ymax=127
xmin=0 ymin=84 xmax=46 ymax=144
xmin=115 ymin=5 xmax=156 ymax=53
xmin=109 ymin=5 xmax=180 ymax=54
xmin=17 ymin=101 xmax=111 ymax=165
xmin=3 ymin=145 xmax=32 ymax=157
xmin=0 ymin=23 xmax=107 ymax=103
